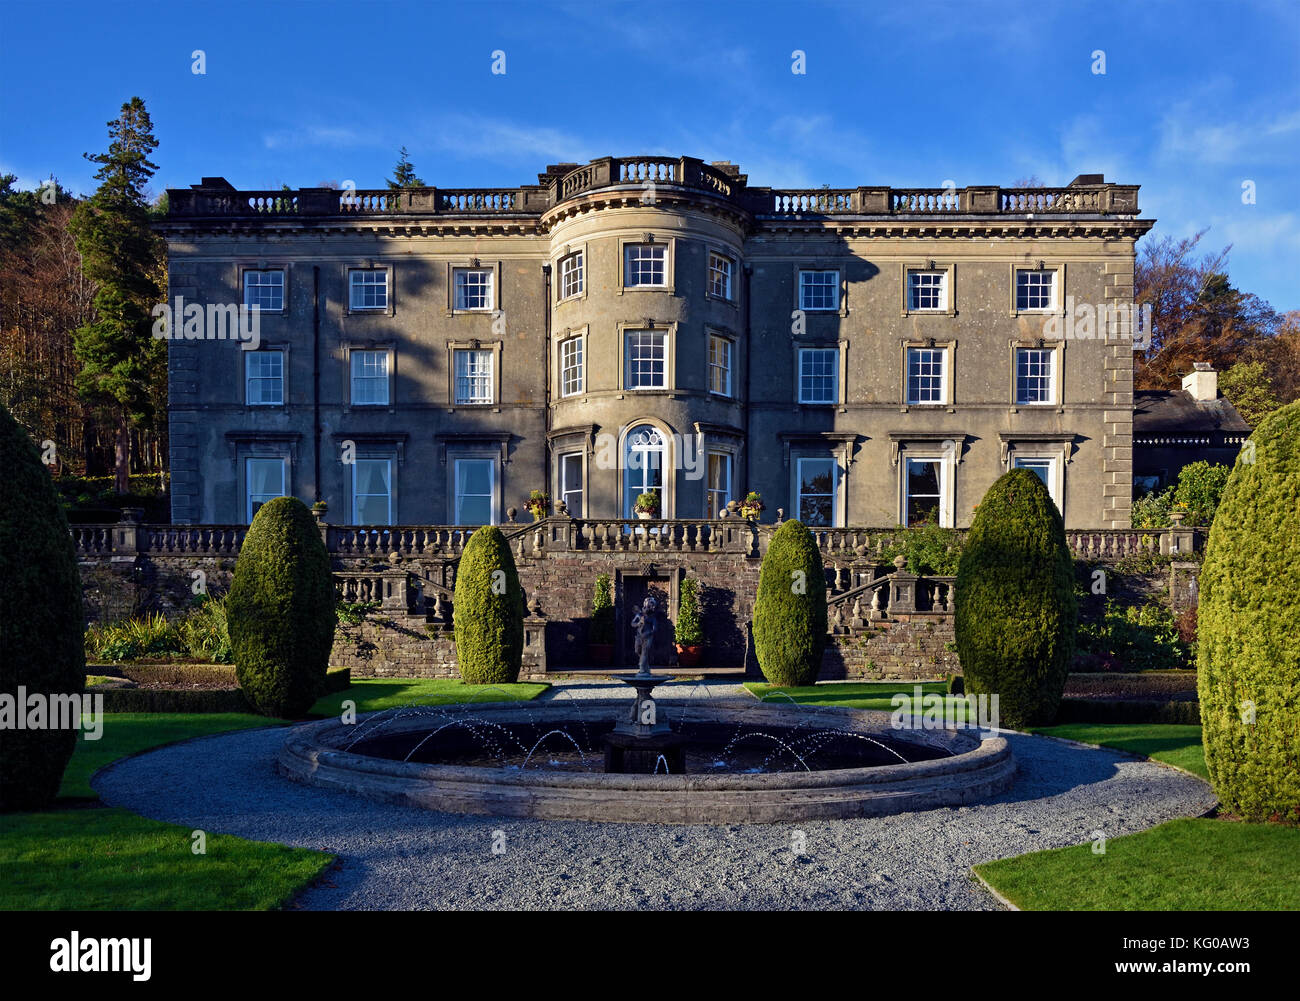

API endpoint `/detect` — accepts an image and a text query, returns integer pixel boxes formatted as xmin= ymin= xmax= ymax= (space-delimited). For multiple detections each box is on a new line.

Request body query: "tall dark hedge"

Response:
xmin=954 ymin=469 xmax=1076 ymax=727
xmin=752 ymin=519 xmax=827 ymax=686
xmin=453 ymin=526 xmax=524 ymax=684
xmin=0 ymin=404 xmax=85 ymax=811
xmin=1197 ymin=402 xmax=1300 ymax=822
xmin=227 ymin=496 xmax=335 ymax=717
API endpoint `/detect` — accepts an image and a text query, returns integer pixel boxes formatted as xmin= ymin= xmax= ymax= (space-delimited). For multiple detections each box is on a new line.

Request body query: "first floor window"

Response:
xmin=1016 ymin=269 xmax=1056 ymax=311
xmin=798 ymin=269 xmax=839 ymax=311
xmin=349 ymin=269 xmax=388 ymax=310
xmin=243 ymin=269 xmax=284 ymax=312
xmin=799 ymin=347 xmax=838 ymax=404
xmin=350 ymin=350 xmax=389 ymax=405
xmin=708 ymin=252 xmax=734 ymax=300
xmin=560 ymin=252 xmax=584 ymax=299
xmin=1016 ymin=347 xmax=1056 ymax=404
xmin=560 ymin=337 xmax=584 ymax=396
xmin=796 ymin=457 xmax=837 ymax=527
xmin=454 ymin=458 xmax=495 ymax=525
xmin=624 ymin=243 xmax=667 ymax=287
xmin=560 ymin=452 xmax=583 ymax=516
xmin=455 ymin=349 xmax=493 ymax=404
xmin=1013 ymin=455 xmax=1061 ymax=511
xmin=352 ymin=458 xmax=392 ymax=525
xmin=907 ymin=270 xmax=947 ymax=312
xmin=626 ymin=329 xmax=667 ymax=389
xmin=245 ymin=350 xmax=283 ymax=406
xmin=706 ymin=452 xmax=732 ymax=517
xmin=904 ymin=457 xmax=947 ymax=527
xmin=708 ymin=335 xmax=732 ymax=396
xmin=454 ymin=268 xmax=494 ymax=311
xmin=246 ymin=457 xmax=285 ymax=522
xmin=907 ymin=347 xmax=946 ymax=405
xmin=623 ymin=425 xmax=665 ymax=517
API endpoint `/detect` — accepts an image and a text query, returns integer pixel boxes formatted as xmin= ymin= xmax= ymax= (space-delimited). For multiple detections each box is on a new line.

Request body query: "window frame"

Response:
xmin=453 ymin=347 xmax=495 ymax=405
xmin=558 ymin=250 xmax=585 ymax=302
xmin=901 ymin=263 xmax=955 ymax=316
xmin=1011 ymin=453 xmax=1064 ymax=513
xmin=621 ymin=422 xmax=671 ymax=519
xmin=245 ymin=455 xmax=288 ymax=523
xmin=797 ymin=346 xmax=840 ymax=405
xmin=1010 ymin=264 xmax=1066 ymax=316
xmin=708 ymin=332 xmax=734 ymax=398
xmin=903 ymin=343 xmax=951 ymax=407
xmin=347 ymin=267 xmax=391 ymax=313
xmin=350 ymin=456 xmax=394 ymax=526
xmin=794 ymin=456 xmax=840 ymax=528
xmin=452 ymin=266 xmax=496 ymax=313
xmin=347 ymin=347 xmax=392 ymax=407
xmin=451 ymin=456 xmax=498 ymax=526
xmin=1013 ymin=344 xmax=1060 ymax=407
xmin=244 ymin=348 xmax=285 ymax=407
xmin=558 ymin=451 xmax=585 ymax=517
xmin=706 ymin=451 xmax=733 ymax=518
xmin=622 ymin=327 xmax=671 ymax=391
xmin=707 ymin=250 xmax=735 ymax=302
xmin=901 ymin=454 xmax=954 ymax=528
xmin=797 ymin=268 xmax=841 ymax=312
xmin=618 ymin=238 xmax=674 ymax=293
xmin=559 ymin=333 xmax=585 ymax=398
xmin=241 ymin=267 xmax=287 ymax=314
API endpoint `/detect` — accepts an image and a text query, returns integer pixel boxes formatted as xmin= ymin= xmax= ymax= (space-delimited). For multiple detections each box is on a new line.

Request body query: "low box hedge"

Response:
xmin=88 ymin=666 xmax=351 ymax=713
xmin=1053 ymin=697 xmax=1201 ymax=725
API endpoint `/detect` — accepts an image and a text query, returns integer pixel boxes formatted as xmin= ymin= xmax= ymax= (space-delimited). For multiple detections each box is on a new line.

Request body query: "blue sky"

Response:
xmin=2 ymin=0 xmax=1297 ymax=309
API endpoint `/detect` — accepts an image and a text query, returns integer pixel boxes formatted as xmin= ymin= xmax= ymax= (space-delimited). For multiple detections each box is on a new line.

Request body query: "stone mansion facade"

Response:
xmin=158 ymin=156 xmax=1153 ymax=529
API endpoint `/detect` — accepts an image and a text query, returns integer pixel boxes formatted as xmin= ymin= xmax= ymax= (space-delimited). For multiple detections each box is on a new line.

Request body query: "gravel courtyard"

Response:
xmin=93 ymin=684 xmax=1217 ymax=910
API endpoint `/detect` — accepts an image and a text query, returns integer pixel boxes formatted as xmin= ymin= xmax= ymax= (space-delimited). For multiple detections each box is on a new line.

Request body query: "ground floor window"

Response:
xmin=454 ymin=458 xmax=495 ymax=525
xmin=796 ymin=457 xmax=837 ymax=526
xmin=560 ymin=452 xmax=583 ymax=516
xmin=352 ymin=458 xmax=393 ymax=525
xmin=1012 ymin=455 xmax=1062 ymax=512
xmin=904 ymin=456 xmax=951 ymax=526
xmin=246 ymin=457 xmax=286 ymax=522
xmin=706 ymin=452 xmax=732 ymax=517
xmin=623 ymin=424 xmax=666 ymax=517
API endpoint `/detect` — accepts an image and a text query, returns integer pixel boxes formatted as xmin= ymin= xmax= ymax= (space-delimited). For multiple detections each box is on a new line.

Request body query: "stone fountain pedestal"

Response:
xmin=603 ymin=672 xmax=688 ymax=775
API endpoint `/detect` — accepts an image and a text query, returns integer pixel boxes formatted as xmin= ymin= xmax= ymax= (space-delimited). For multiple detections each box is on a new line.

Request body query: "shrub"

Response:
xmin=752 ymin=519 xmax=827 ymax=686
xmin=878 ymin=521 xmax=966 ymax=575
xmin=590 ymin=574 xmax=614 ymax=645
xmin=946 ymin=673 xmax=965 ymax=695
xmin=179 ymin=595 xmax=233 ymax=663
xmin=1054 ymin=698 xmax=1201 ymax=726
xmin=0 ymin=404 xmax=86 ymax=811
xmin=1172 ymin=461 xmax=1231 ymax=526
xmin=1076 ymin=600 xmax=1191 ymax=671
xmin=954 ymin=469 xmax=1077 ymax=728
xmin=1130 ymin=486 xmax=1173 ymax=529
xmin=1197 ymin=401 xmax=1300 ymax=822
xmin=676 ymin=578 xmax=703 ymax=646
xmin=452 ymin=526 xmax=524 ymax=684
xmin=226 ymin=496 xmax=336 ymax=717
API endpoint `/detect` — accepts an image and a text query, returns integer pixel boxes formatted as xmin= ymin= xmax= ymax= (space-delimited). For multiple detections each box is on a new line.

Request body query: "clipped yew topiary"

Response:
xmin=1197 ymin=401 xmax=1300 ymax=822
xmin=954 ymin=469 xmax=1076 ymax=728
xmin=752 ymin=519 xmax=827 ymax=687
xmin=226 ymin=496 xmax=335 ymax=717
xmin=452 ymin=525 xmax=524 ymax=684
xmin=0 ymin=404 xmax=86 ymax=811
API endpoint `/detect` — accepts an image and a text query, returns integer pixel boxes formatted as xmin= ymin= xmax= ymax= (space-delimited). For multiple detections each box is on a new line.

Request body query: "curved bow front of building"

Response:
xmin=158 ymin=155 xmax=1153 ymax=528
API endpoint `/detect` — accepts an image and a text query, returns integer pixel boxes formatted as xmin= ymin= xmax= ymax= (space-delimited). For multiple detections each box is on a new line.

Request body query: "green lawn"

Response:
xmin=311 ymin=678 xmax=549 ymax=717
xmin=975 ymin=817 xmax=1300 ymax=910
xmin=1031 ymin=722 xmax=1207 ymax=779
xmin=744 ymin=680 xmax=972 ymax=718
xmin=0 ymin=807 xmax=331 ymax=910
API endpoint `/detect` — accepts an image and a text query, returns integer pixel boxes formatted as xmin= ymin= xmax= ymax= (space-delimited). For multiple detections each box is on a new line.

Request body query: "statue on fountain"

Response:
xmin=631 ymin=595 xmax=658 ymax=677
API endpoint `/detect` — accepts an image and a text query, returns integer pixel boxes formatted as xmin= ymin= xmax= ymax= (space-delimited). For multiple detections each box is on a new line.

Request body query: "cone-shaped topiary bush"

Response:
xmin=0 ymin=404 xmax=85 ymax=811
xmin=227 ymin=496 xmax=335 ymax=717
xmin=752 ymin=519 xmax=827 ymax=686
xmin=1197 ymin=401 xmax=1300 ymax=822
xmin=954 ymin=469 xmax=1076 ymax=727
xmin=453 ymin=525 xmax=524 ymax=684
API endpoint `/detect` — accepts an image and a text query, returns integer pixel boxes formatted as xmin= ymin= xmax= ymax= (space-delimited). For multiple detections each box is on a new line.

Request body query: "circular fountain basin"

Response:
xmin=278 ymin=700 xmax=1015 ymax=824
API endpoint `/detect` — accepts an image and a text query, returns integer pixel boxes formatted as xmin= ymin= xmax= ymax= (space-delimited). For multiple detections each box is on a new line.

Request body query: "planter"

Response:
xmin=588 ymin=643 xmax=614 ymax=666
xmin=675 ymin=644 xmax=702 ymax=667
xmin=635 ymin=511 xmax=657 ymax=520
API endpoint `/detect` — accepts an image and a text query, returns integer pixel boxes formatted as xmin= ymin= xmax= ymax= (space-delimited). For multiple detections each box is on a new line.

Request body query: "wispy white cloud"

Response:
xmin=262 ymin=125 xmax=367 ymax=151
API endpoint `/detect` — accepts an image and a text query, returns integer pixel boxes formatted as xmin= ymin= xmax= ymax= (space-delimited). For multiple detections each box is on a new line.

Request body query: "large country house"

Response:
xmin=157 ymin=156 xmax=1153 ymax=529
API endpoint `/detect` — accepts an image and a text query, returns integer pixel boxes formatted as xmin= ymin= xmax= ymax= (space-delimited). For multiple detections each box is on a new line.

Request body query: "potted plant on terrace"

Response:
xmin=588 ymin=573 xmax=615 ymax=665
xmin=634 ymin=490 xmax=660 ymax=519
xmin=675 ymin=577 xmax=704 ymax=667
xmin=739 ymin=491 xmax=765 ymax=521
xmin=524 ymin=489 xmax=550 ymax=521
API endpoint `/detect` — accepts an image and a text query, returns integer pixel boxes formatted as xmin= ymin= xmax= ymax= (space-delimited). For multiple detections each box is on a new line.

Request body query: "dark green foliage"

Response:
xmin=752 ymin=520 xmax=827 ymax=687
xmin=0 ymin=404 xmax=86 ymax=810
xmin=946 ymin=673 xmax=965 ymax=696
xmin=954 ymin=470 xmax=1077 ymax=728
xmin=590 ymin=574 xmax=614 ymax=644
xmin=452 ymin=526 xmax=524 ymax=684
xmin=226 ymin=497 xmax=336 ymax=717
xmin=1076 ymin=600 xmax=1191 ymax=671
xmin=98 ymin=688 xmax=251 ymax=714
xmin=1197 ymin=401 xmax=1300 ymax=822
xmin=879 ymin=521 xmax=966 ymax=575
xmin=387 ymin=146 xmax=425 ymax=189
xmin=676 ymin=578 xmax=703 ymax=646
xmin=1053 ymin=698 xmax=1201 ymax=726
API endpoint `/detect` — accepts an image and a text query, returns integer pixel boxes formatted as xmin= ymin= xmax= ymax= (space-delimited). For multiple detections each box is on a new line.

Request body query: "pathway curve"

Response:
xmin=93 ymin=689 xmax=1216 ymax=910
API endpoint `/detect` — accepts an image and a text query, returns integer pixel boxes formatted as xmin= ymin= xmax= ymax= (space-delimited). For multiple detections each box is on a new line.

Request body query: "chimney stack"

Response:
xmin=1182 ymin=362 xmax=1218 ymax=402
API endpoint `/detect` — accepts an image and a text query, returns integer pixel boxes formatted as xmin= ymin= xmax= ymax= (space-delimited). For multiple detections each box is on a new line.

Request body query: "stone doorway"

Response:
xmin=619 ymin=572 xmax=675 ymax=668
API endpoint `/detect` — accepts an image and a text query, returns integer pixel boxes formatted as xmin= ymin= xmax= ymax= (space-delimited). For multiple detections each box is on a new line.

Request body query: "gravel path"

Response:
xmin=93 ymin=697 xmax=1215 ymax=910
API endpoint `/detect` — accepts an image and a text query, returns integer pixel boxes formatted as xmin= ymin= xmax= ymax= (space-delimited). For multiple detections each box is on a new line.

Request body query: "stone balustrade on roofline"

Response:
xmin=71 ymin=516 xmax=1201 ymax=561
xmin=161 ymin=159 xmax=1140 ymax=221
